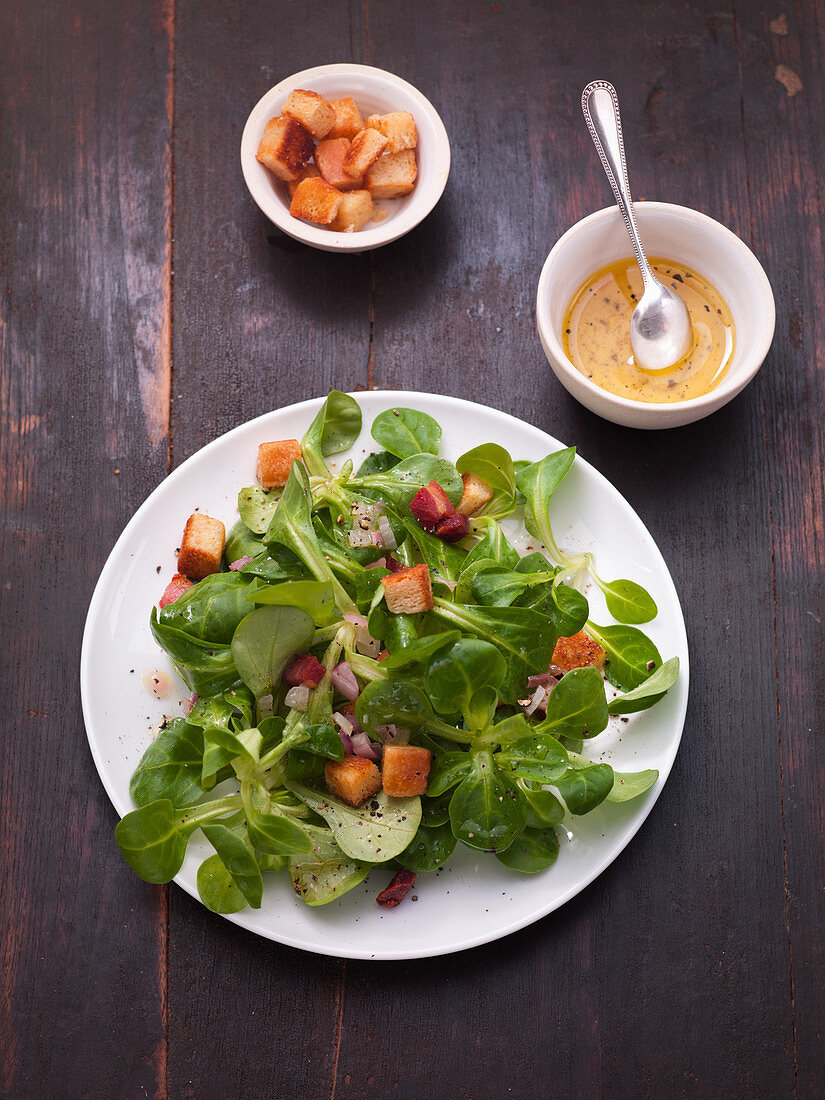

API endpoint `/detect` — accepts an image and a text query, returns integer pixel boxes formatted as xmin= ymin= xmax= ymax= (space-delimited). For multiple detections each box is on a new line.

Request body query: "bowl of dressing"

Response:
xmin=536 ymin=202 xmax=775 ymax=428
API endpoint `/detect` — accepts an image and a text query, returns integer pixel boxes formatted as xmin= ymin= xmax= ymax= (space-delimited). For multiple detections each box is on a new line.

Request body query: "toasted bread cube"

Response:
xmin=330 ymin=189 xmax=374 ymax=233
xmin=325 ymin=756 xmax=382 ymax=807
xmin=286 ymin=163 xmax=321 ymax=198
xmin=257 ymin=439 xmax=302 ymax=489
xmin=457 ymin=472 xmax=495 ymax=516
xmin=177 ymin=513 xmax=225 ymax=580
xmin=256 ymin=116 xmax=314 ymax=181
xmin=552 ymin=631 xmax=606 ymax=673
xmin=282 ymin=88 xmax=335 ymax=139
xmin=343 ymin=128 xmax=388 ymax=178
xmin=382 ymin=745 xmax=431 ymax=798
xmin=315 ymin=138 xmax=365 ymax=191
xmin=364 ymin=111 xmax=417 ymax=153
xmin=328 ymin=96 xmax=365 ymax=140
xmin=365 ymin=150 xmax=417 ymax=198
xmin=381 ymin=564 xmax=433 ymax=614
xmin=289 ymin=177 xmax=343 ymax=225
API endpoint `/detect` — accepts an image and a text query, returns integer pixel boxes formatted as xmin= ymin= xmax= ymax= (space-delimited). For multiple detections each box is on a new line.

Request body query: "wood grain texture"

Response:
xmin=164 ymin=4 xmax=368 ymax=1097
xmin=340 ymin=2 xmax=795 ymax=1095
xmin=0 ymin=1 xmax=172 ymax=1097
xmin=736 ymin=6 xmax=825 ymax=1097
xmin=3 ymin=0 xmax=824 ymax=1097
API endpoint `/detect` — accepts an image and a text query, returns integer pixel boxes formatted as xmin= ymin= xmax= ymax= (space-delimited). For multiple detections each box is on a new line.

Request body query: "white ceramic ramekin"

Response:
xmin=241 ymin=63 xmax=451 ymax=253
xmin=536 ymin=202 xmax=775 ymax=428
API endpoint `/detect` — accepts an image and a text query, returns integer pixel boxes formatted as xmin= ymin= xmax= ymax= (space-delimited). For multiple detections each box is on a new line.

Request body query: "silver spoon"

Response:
xmin=581 ymin=80 xmax=692 ymax=371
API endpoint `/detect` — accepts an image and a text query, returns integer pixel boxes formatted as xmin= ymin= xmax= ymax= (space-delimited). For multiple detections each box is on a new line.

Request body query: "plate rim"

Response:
xmin=81 ymin=389 xmax=690 ymax=959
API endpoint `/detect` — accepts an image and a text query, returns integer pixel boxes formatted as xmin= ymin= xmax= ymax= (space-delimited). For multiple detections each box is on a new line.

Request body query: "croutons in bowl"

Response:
xmin=241 ymin=64 xmax=451 ymax=252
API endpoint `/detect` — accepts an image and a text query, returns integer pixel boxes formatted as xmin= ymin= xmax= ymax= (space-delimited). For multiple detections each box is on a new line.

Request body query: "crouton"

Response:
xmin=325 ymin=756 xmax=382 ymax=807
xmin=289 ymin=177 xmax=343 ymax=225
xmin=286 ymin=163 xmax=321 ymax=198
xmin=177 ymin=513 xmax=225 ymax=580
xmin=159 ymin=573 xmax=193 ymax=608
xmin=342 ymin=128 xmax=388 ymax=178
xmin=457 ymin=471 xmax=495 ymax=516
xmin=382 ymin=745 xmax=431 ymax=798
xmin=364 ymin=111 xmax=418 ymax=153
xmin=282 ymin=88 xmax=336 ymax=139
xmin=330 ymin=189 xmax=374 ymax=233
xmin=315 ymin=139 xmax=364 ymax=191
xmin=256 ymin=116 xmax=314 ymax=181
xmin=381 ymin=564 xmax=433 ymax=614
xmin=364 ymin=150 xmax=417 ymax=198
xmin=328 ymin=96 xmax=365 ymax=140
xmin=257 ymin=439 xmax=302 ymax=489
xmin=551 ymin=631 xmax=606 ymax=673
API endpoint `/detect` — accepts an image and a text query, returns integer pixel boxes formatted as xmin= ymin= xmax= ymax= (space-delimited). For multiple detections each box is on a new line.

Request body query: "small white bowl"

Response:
xmin=241 ymin=63 xmax=451 ymax=253
xmin=536 ymin=202 xmax=775 ymax=428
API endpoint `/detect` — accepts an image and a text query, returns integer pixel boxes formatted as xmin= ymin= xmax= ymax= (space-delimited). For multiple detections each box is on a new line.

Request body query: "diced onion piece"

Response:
xmin=370 ymin=531 xmax=384 ymax=547
xmin=365 ymin=557 xmax=387 ymax=570
xmin=284 ymin=685 xmax=311 ymax=711
xmin=333 ymin=710 xmax=354 ymax=737
xmin=351 ymin=731 xmax=380 ymax=761
xmin=343 ymin=612 xmax=369 ymax=628
xmin=338 ymin=729 xmax=355 ymax=755
xmin=331 ymin=661 xmax=360 ymax=701
xmin=374 ymin=724 xmax=410 ymax=745
xmin=524 ymin=684 xmax=547 ymax=716
xmin=347 ymin=526 xmax=375 ymax=548
xmin=257 ymin=693 xmax=274 ymax=718
xmin=355 ymin=625 xmax=381 ymax=658
xmin=377 ymin=515 xmax=397 ymax=551
xmin=229 ymin=556 xmax=253 ymax=571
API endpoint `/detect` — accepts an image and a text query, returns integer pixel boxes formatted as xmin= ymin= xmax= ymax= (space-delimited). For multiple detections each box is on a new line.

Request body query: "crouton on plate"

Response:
xmin=289 ymin=177 xmax=344 ymax=225
xmin=381 ymin=564 xmax=434 ymax=614
xmin=177 ymin=513 xmax=225 ymax=580
xmin=325 ymin=756 xmax=382 ymax=807
xmin=328 ymin=96 xmax=365 ymax=140
xmin=257 ymin=439 xmax=302 ymax=489
xmin=315 ymin=139 xmax=364 ymax=190
xmin=282 ymin=89 xmax=336 ymax=139
xmin=552 ymin=631 xmax=606 ymax=673
xmin=364 ymin=111 xmax=418 ymax=153
xmin=343 ymin=128 xmax=388 ymax=178
xmin=457 ymin=471 xmax=495 ymax=516
xmin=255 ymin=116 xmax=314 ymax=181
xmin=330 ymin=189 xmax=374 ymax=233
xmin=382 ymin=745 xmax=431 ymax=798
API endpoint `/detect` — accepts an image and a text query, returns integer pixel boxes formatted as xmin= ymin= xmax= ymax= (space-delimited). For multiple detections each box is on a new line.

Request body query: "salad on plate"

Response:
xmin=114 ymin=391 xmax=679 ymax=915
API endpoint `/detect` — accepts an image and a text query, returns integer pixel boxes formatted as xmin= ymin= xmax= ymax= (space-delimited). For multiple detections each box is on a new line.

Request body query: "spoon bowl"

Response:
xmin=581 ymin=81 xmax=692 ymax=371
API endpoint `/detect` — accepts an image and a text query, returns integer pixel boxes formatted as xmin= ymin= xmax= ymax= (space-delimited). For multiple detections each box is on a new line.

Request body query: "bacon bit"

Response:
xmin=377 ymin=649 xmax=390 ymax=662
xmin=283 ymin=654 xmax=325 ymax=688
xmin=385 ymin=555 xmax=405 ymax=573
xmin=433 ymin=513 xmax=470 ymax=542
xmin=409 ymin=481 xmax=455 ymax=530
xmin=159 ymin=573 xmax=194 ymax=608
xmin=376 ymin=869 xmax=417 ymax=908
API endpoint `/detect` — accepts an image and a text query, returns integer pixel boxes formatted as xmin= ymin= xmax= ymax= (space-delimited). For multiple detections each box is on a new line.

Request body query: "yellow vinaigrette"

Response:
xmin=563 ymin=258 xmax=735 ymax=403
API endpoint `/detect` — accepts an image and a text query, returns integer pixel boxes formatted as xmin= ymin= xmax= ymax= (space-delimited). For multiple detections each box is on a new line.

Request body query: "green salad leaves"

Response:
xmin=117 ymin=392 xmax=679 ymax=914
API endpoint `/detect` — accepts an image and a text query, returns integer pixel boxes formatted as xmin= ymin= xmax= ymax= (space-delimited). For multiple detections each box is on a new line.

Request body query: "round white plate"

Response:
xmin=81 ymin=391 xmax=689 ymax=960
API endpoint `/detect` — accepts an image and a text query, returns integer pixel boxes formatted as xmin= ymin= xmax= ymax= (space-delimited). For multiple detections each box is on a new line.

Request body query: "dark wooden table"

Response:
xmin=3 ymin=1 xmax=823 ymax=1097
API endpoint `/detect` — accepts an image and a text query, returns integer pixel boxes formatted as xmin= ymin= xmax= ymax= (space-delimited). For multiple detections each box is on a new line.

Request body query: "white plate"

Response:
xmin=81 ymin=391 xmax=689 ymax=960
